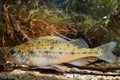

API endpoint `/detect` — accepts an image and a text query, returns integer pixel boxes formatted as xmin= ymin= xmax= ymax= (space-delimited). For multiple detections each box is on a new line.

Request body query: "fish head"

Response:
xmin=7 ymin=48 xmax=30 ymax=65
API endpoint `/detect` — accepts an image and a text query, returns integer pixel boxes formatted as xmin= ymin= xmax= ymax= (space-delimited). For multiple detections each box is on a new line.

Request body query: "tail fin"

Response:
xmin=96 ymin=42 xmax=117 ymax=63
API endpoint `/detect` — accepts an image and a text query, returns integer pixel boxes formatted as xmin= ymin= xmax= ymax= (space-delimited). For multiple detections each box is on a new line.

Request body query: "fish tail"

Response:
xmin=96 ymin=42 xmax=117 ymax=63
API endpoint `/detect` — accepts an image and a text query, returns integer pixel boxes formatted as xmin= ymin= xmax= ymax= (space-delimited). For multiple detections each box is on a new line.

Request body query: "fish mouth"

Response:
xmin=8 ymin=54 xmax=30 ymax=65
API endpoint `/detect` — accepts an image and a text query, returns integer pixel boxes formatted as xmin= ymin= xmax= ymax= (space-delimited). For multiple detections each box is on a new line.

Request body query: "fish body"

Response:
xmin=7 ymin=36 xmax=117 ymax=68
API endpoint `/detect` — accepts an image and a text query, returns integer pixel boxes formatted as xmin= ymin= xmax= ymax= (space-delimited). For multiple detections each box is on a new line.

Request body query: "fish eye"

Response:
xmin=9 ymin=49 xmax=16 ymax=55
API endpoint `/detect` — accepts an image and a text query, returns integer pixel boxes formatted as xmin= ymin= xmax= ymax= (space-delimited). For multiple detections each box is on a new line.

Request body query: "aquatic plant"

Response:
xmin=0 ymin=0 xmax=120 ymax=51
xmin=0 ymin=22 xmax=5 ymax=46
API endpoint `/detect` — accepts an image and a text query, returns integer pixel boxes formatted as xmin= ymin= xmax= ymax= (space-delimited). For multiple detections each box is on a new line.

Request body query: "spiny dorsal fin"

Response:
xmin=31 ymin=36 xmax=71 ymax=44
xmin=28 ymin=36 xmax=89 ymax=48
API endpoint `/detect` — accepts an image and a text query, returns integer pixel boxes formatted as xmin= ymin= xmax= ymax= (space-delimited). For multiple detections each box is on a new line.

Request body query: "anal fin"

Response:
xmin=69 ymin=57 xmax=98 ymax=66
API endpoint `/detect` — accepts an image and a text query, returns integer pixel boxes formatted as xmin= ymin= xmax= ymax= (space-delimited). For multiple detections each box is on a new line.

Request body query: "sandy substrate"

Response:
xmin=0 ymin=57 xmax=119 ymax=80
xmin=0 ymin=69 xmax=120 ymax=80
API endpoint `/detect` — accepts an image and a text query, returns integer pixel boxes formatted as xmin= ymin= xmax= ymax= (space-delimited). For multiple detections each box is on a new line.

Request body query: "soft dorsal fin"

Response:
xmin=69 ymin=38 xmax=89 ymax=48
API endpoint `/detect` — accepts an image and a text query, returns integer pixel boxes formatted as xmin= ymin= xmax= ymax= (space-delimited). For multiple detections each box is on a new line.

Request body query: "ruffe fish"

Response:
xmin=7 ymin=36 xmax=117 ymax=70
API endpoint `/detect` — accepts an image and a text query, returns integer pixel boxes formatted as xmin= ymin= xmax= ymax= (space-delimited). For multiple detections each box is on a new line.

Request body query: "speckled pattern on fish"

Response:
xmin=7 ymin=36 xmax=117 ymax=68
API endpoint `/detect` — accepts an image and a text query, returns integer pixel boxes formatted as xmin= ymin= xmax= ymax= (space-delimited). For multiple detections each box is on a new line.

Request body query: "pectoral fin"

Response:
xmin=69 ymin=57 xmax=98 ymax=66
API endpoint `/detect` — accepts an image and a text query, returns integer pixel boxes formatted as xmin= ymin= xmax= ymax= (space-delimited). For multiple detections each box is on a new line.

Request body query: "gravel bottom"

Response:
xmin=0 ymin=69 xmax=120 ymax=80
